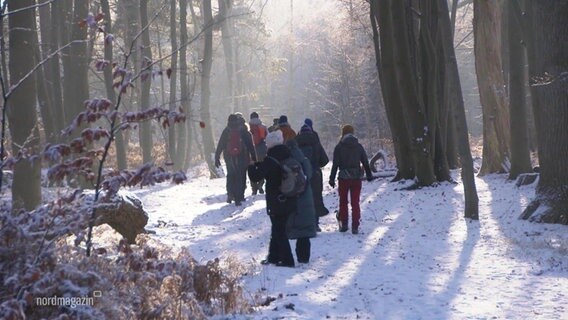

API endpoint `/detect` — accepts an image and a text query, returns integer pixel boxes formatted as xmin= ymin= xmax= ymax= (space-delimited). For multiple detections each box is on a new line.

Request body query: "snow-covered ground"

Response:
xmin=134 ymin=166 xmax=568 ymax=320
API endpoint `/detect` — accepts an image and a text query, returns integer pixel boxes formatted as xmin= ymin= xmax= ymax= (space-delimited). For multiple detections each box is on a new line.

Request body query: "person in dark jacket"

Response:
xmin=283 ymin=130 xmax=317 ymax=264
xmin=296 ymin=123 xmax=329 ymax=232
xmin=329 ymin=124 xmax=373 ymax=234
xmin=215 ymin=114 xmax=257 ymax=206
xmin=249 ymin=112 xmax=268 ymax=195
xmin=303 ymin=118 xmax=320 ymax=141
xmin=248 ymin=130 xmax=295 ymax=267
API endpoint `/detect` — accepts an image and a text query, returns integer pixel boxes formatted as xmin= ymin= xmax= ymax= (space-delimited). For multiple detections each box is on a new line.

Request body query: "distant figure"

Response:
xmin=248 ymin=130 xmax=296 ymax=267
xmin=249 ymin=112 xmax=268 ymax=195
xmin=297 ymin=122 xmax=329 ymax=231
xmin=303 ymin=118 xmax=320 ymax=141
xmin=268 ymin=118 xmax=280 ymax=133
xmin=215 ymin=114 xmax=257 ymax=206
xmin=278 ymin=115 xmax=296 ymax=143
xmin=328 ymin=124 xmax=373 ymax=234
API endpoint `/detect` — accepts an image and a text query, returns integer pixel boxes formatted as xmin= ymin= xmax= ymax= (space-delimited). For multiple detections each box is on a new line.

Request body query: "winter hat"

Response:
xmin=265 ymin=130 xmax=284 ymax=149
xmin=227 ymin=114 xmax=238 ymax=123
xmin=278 ymin=115 xmax=289 ymax=126
xmin=250 ymin=111 xmax=259 ymax=119
xmin=304 ymin=118 xmax=313 ymax=129
xmin=300 ymin=124 xmax=312 ymax=133
xmin=341 ymin=124 xmax=354 ymax=136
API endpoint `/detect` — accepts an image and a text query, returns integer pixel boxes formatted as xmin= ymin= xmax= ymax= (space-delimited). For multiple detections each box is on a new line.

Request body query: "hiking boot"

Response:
xmin=260 ymin=258 xmax=276 ymax=265
xmin=336 ymin=211 xmax=348 ymax=232
xmin=226 ymin=195 xmax=234 ymax=203
xmin=259 ymin=187 xmax=265 ymax=194
xmin=352 ymin=228 xmax=359 ymax=235
xmin=235 ymin=201 xmax=242 ymax=206
xmin=252 ymin=190 xmax=258 ymax=195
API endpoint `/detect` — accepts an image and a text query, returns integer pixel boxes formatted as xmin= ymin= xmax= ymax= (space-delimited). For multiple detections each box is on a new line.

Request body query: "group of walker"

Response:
xmin=215 ymin=113 xmax=373 ymax=267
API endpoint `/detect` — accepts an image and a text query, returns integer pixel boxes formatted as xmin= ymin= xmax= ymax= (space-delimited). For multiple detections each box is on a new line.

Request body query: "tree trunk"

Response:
xmin=201 ymin=0 xmax=220 ymax=178
xmin=473 ymin=0 xmax=511 ymax=175
xmin=139 ymin=0 xmax=153 ymax=164
xmin=218 ymin=0 xmax=236 ymax=113
xmin=7 ymin=0 xmax=42 ymax=210
xmin=101 ymin=0 xmax=127 ymax=170
xmin=62 ymin=0 xmax=90 ymax=130
xmin=507 ymin=0 xmax=532 ymax=180
xmin=438 ymin=0 xmax=479 ymax=219
xmin=168 ymin=0 xmax=178 ymax=167
xmin=50 ymin=1 xmax=65 ymax=140
xmin=521 ymin=1 xmax=568 ymax=225
xmin=391 ymin=0 xmax=437 ymax=186
xmin=370 ymin=0 xmax=416 ymax=181
xmin=177 ymin=0 xmax=190 ymax=171
xmin=34 ymin=3 xmax=56 ymax=144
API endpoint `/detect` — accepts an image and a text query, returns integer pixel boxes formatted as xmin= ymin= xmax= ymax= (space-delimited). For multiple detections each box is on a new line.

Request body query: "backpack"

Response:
xmin=269 ymin=156 xmax=307 ymax=197
xmin=250 ymin=124 xmax=267 ymax=146
xmin=227 ymin=128 xmax=242 ymax=156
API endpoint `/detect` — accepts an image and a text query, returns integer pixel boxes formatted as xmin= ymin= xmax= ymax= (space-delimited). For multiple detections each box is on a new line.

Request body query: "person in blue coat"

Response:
xmin=283 ymin=130 xmax=317 ymax=264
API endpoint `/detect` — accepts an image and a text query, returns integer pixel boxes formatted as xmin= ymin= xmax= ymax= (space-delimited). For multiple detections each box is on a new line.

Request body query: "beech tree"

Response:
xmin=5 ymin=0 xmax=42 ymax=210
xmin=200 ymin=0 xmax=220 ymax=178
xmin=473 ymin=0 xmax=511 ymax=175
xmin=507 ymin=0 xmax=532 ymax=180
xmin=521 ymin=0 xmax=568 ymax=224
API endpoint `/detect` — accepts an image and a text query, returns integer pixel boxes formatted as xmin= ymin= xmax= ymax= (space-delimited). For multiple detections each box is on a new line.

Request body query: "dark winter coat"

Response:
xmin=215 ymin=117 xmax=257 ymax=201
xmin=215 ymin=118 xmax=257 ymax=165
xmin=248 ymin=144 xmax=297 ymax=217
xmin=286 ymin=140 xmax=317 ymax=239
xmin=296 ymin=130 xmax=329 ymax=217
xmin=329 ymin=133 xmax=373 ymax=182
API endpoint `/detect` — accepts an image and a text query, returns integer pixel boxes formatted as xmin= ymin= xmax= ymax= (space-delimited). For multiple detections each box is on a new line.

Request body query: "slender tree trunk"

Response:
xmin=63 ymin=0 xmax=90 ymax=130
xmin=168 ymin=0 xmax=178 ymax=167
xmin=139 ymin=0 xmax=153 ymax=164
xmin=177 ymin=0 xmax=189 ymax=171
xmin=101 ymin=0 xmax=127 ymax=170
xmin=7 ymin=0 xmax=42 ymax=210
xmin=507 ymin=0 xmax=532 ymax=180
xmin=521 ymin=1 xmax=568 ymax=224
xmin=473 ymin=0 xmax=511 ymax=175
xmin=439 ymin=0 xmax=479 ymax=219
xmin=47 ymin=0 xmax=65 ymax=139
xmin=35 ymin=3 xmax=56 ymax=143
xmin=201 ymin=0 xmax=220 ymax=178
xmin=218 ymin=0 xmax=236 ymax=113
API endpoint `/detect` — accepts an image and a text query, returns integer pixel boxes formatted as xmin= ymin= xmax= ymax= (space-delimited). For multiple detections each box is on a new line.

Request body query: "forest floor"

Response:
xmin=128 ymin=164 xmax=568 ymax=319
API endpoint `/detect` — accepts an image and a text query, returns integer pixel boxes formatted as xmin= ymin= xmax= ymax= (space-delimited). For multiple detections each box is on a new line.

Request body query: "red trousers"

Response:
xmin=338 ymin=179 xmax=362 ymax=229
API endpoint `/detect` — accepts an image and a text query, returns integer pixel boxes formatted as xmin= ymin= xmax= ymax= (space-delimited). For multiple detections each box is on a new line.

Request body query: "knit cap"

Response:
xmin=341 ymin=124 xmax=354 ymax=136
xmin=278 ymin=115 xmax=289 ymax=126
xmin=265 ymin=130 xmax=284 ymax=149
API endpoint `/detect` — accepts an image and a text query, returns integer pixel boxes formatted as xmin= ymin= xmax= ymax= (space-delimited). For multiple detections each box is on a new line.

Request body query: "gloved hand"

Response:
xmin=329 ymin=180 xmax=335 ymax=188
xmin=366 ymin=176 xmax=374 ymax=182
xmin=214 ymin=158 xmax=221 ymax=168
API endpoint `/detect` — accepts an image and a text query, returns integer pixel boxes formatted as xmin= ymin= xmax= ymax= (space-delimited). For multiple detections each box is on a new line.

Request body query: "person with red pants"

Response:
xmin=328 ymin=124 xmax=373 ymax=234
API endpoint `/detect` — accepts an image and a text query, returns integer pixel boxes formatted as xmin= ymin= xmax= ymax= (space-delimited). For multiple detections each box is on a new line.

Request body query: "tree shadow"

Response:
xmin=246 ymin=177 xmax=481 ymax=318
